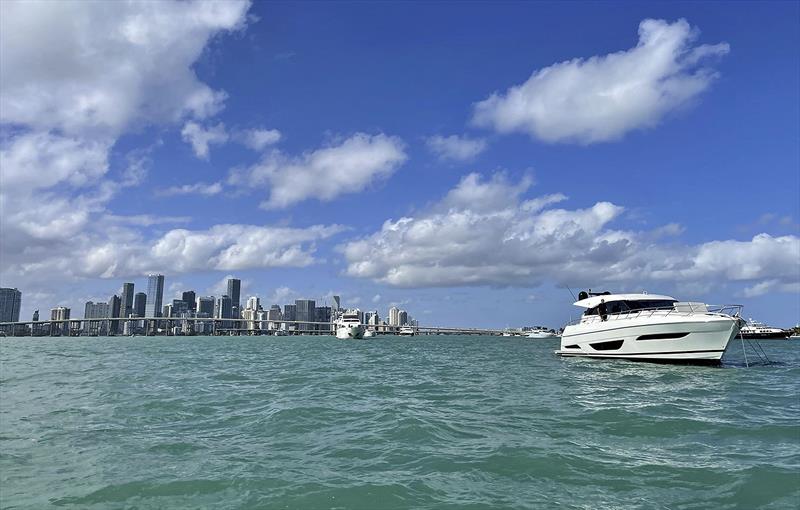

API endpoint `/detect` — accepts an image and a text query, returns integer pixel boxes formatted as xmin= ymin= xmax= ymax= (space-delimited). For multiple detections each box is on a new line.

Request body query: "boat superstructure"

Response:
xmin=556 ymin=291 xmax=743 ymax=363
xmin=398 ymin=326 xmax=415 ymax=336
xmin=739 ymin=319 xmax=791 ymax=340
xmin=335 ymin=309 xmax=366 ymax=339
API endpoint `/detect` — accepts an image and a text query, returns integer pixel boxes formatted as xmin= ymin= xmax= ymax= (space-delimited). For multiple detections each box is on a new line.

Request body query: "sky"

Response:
xmin=0 ymin=0 xmax=798 ymax=328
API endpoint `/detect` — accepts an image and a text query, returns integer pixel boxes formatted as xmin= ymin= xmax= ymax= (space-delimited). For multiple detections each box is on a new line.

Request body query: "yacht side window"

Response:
xmin=584 ymin=306 xmax=598 ymax=316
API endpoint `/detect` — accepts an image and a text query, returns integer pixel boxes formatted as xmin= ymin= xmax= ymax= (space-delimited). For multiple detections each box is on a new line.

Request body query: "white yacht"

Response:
xmin=398 ymin=326 xmax=415 ymax=336
xmin=335 ymin=309 xmax=365 ymax=339
xmin=739 ymin=319 xmax=791 ymax=339
xmin=526 ymin=327 xmax=558 ymax=339
xmin=556 ymin=291 xmax=743 ymax=363
xmin=363 ymin=329 xmax=376 ymax=338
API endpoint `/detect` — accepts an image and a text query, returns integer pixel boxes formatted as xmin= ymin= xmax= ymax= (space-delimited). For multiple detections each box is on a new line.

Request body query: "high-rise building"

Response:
xmin=32 ymin=310 xmax=39 ymax=322
xmin=227 ymin=278 xmax=241 ymax=318
xmin=388 ymin=306 xmax=400 ymax=326
xmin=332 ymin=295 xmax=341 ymax=311
xmin=133 ymin=292 xmax=147 ymax=317
xmin=119 ymin=283 xmax=134 ymax=318
xmin=246 ymin=296 xmax=260 ymax=311
xmin=50 ymin=306 xmax=71 ymax=336
xmin=0 ymin=287 xmax=22 ymax=323
xmin=283 ymin=304 xmax=296 ymax=322
xmin=399 ymin=310 xmax=408 ymax=326
xmin=215 ymin=295 xmax=233 ymax=328
xmin=182 ymin=291 xmax=196 ymax=311
xmin=84 ymin=301 xmax=110 ymax=318
xmin=145 ymin=274 xmax=164 ymax=318
xmin=315 ymin=306 xmax=332 ymax=332
xmin=268 ymin=305 xmax=282 ymax=320
xmin=108 ymin=294 xmax=121 ymax=333
xmin=197 ymin=296 xmax=215 ymax=316
xmin=172 ymin=299 xmax=189 ymax=315
xmin=295 ymin=299 xmax=315 ymax=332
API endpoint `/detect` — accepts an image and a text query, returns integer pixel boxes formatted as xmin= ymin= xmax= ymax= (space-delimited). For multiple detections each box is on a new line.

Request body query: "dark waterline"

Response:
xmin=1 ymin=336 xmax=798 ymax=509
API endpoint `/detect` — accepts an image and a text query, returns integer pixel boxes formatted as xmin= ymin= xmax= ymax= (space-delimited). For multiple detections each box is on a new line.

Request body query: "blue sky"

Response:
xmin=1 ymin=0 xmax=798 ymax=328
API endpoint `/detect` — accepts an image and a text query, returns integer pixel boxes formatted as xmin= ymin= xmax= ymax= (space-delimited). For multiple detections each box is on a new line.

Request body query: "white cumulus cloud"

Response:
xmin=426 ymin=134 xmax=488 ymax=161
xmin=239 ymin=128 xmax=282 ymax=151
xmin=229 ymin=133 xmax=407 ymax=209
xmin=472 ymin=18 xmax=729 ymax=144
xmin=341 ymin=172 xmax=799 ymax=294
xmin=181 ymin=122 xmax=229 ymax=159
xmin=157 ymin=182 xmax=224 ymax=197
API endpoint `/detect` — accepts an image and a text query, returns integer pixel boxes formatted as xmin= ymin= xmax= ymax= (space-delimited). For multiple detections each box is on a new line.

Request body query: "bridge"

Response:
xmin=0 ymin=317 xmax=504 ymax=337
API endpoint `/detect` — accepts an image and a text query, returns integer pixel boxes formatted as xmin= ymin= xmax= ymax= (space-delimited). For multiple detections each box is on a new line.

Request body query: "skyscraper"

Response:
xmin=108 ymin=294 xmax=121 ymax=334
xmin=182 ymin=291 xmax=196 ymax=311
xmin=332 ymin=295 xmax=341 ymax=311
xmin=389 ymin=306 xmax=400 ymax=326
xmin=119 ymin=283 xmax=134 ymax=318
xmin=133 ymin=292 xmax=147 ymax=317
xmin=84 ymin=301 xmax=110 ymax=318
xmin=197 ymin=296 xmax=215 ymax=316
xmin=283 ymin=304 xmax=296 ymax=322
xmin=399 ymin=310 xmax=408 ymax=326
xmin=0 ymin=288 xmax=22 ymax=323
xmin=215 ymin=295 xmax=233 ymax=328
xmin=227 ymin=278 xmax=241 ymax=318
xmin=295 ymin=299 xmax=315 ymax=332
xmin=145 ymin=274 xmax=164 ymax=317
xmin=246 ymin=296 xmax=260 ymax=311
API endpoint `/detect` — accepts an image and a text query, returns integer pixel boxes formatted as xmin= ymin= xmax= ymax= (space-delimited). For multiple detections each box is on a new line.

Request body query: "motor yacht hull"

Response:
xmin=556 ymin=315 xmax=741 ymax=363
xmin=336 ymin=325 xmax=365 ymax=339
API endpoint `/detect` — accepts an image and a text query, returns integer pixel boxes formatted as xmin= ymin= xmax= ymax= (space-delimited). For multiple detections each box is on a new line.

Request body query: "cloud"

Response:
xmin=372 ymin=294 xmax=382 ymax=303
xmin=341 ymin=172 xmax=799 ymax=294
xmin=0 ymin=0 xmax=249 ymax=137
xmin=3 ymin=223 xmax=345 ymax=290
xmin=157 ymin=182 xmax=223 ymax=197
xmin=181 ymin=121 xmax=229 ymax=159
xmin=229 ymin=132 xmax=407 ymax=209
xmin=238 ymin=128 xmax=282 ymax=151
xmin=426 ymin=134 xmax=488 ymax=161
xmin=472 ymin=18 xmax=729 ymax=144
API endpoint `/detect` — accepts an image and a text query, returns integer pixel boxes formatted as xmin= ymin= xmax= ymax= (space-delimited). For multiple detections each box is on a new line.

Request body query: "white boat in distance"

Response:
xmin=556 ymin=291 xmax=743 ymax=364
xmin=739 ymin=319 xmax=791 ymax=339
xmin=527 ymin=327 xmax=558 ymax=339
xmin=335 ymin=310 xmax=366 ymax=339
xmin=398 ymin=326 xmax=415 ymax=336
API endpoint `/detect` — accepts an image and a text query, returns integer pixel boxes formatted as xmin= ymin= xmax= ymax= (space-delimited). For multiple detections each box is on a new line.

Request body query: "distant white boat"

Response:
xmin=398 ymin=326 xmax=415 ymax=336
xmin=526 ymin=327 xmax=557 ymax=339
xmin=336 ymin=309 xmax=365 ymax=339
xmin=739 ymin=319 xmax=791 ymax=340
xmin=363 ymin=329 xmax=376 ymax=338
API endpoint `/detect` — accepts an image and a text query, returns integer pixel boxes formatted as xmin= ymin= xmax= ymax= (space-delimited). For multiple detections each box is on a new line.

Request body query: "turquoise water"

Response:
xmin=1 ymin=335 xmax=798 ymax=509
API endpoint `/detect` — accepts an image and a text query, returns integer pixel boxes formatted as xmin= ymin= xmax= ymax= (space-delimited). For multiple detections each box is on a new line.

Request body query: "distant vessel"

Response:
xmin=739 ymin=319 xmax=791 ymax=340
xmin=526 ymin=327 xmax=557 ymax=339
xmin=398 ymin=326 xmax=415 ymax=336
xmin=363 ymin=329 xmax=376 ymax=338
xmin=273 ymin=329 xmax=287 ymax=336
xmin=556 ymin=291 xmax=743 ymax=363
xmin=335 ymin=310 xmax=365 ymax=339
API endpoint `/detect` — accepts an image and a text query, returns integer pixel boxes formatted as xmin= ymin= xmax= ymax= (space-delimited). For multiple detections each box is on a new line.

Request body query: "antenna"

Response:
xmin=566 ymin=286 xmax=577 ymax=301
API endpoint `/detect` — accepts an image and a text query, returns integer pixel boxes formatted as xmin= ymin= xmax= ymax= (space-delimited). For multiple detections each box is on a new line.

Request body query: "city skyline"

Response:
xmin=0 ymin=1 xmax=798 ymax=329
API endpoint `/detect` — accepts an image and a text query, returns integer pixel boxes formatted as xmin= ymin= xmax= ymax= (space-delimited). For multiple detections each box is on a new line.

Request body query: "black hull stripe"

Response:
xmin=559 ymin=349 xmax=725 ymax=356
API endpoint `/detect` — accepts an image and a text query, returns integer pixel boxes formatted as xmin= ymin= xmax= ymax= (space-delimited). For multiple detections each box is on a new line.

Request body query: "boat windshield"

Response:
xmin=583 ymin=299 xmax=677 ymax=317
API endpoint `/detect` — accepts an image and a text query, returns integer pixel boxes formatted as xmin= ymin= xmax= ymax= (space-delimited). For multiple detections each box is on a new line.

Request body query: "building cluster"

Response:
xmin=0 ymin=278 xmax=418 ymax=337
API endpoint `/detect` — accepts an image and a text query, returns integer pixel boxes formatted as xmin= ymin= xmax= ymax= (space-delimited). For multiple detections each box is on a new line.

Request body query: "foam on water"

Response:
xmin=1 ymin=336 xmax=798 ymax=509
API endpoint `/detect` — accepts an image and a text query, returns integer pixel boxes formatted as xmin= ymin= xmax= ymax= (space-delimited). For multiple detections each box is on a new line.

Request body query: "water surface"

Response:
xmin=1 ymin=335 xmax=798 ymax=509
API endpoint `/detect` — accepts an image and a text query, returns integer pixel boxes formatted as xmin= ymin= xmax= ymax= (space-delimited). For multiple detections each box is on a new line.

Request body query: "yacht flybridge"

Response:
xmin=556 ymin=291 xmax=744 ymax=363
